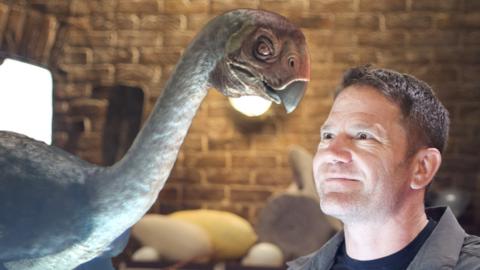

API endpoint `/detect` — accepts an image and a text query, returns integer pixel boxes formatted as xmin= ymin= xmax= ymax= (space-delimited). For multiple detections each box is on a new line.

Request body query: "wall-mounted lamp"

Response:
xmin=228 ymin=96 xmax=272 ymax=117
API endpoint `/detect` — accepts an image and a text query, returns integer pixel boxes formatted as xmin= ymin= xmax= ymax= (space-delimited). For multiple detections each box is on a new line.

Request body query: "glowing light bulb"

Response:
xmin=228 ymin=96 xmax=272 ymax=117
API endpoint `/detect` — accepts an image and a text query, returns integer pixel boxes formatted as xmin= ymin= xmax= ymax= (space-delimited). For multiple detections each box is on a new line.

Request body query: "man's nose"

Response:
xmin=318 ymin=135 xmax=353 ymax=164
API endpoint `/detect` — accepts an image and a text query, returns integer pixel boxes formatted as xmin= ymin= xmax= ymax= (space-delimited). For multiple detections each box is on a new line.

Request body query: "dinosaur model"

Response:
xmin=0 ymin=9 xmax=310 ymax=269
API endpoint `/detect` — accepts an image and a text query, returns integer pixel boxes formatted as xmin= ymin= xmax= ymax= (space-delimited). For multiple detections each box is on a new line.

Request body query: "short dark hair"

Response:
xmin=335 ymin=65 xmax=450 ymax=155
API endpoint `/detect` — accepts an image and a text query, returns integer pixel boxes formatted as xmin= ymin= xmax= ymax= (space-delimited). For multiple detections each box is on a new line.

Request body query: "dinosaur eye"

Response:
xmin=254 ymin=36 xmax=274 ymax=60
xmin=257 ymin=42 xmax=271 ymax=56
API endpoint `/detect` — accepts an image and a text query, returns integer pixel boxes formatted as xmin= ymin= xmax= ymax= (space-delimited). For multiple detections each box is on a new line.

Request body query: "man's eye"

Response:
xmin=356 ymin=132 xmax=371 ymax=140
xmin=322 ymin=133 xmax=334 ymax=140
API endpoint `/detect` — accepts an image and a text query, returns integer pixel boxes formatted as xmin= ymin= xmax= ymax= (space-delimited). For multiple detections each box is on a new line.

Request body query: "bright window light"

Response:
xmin=0 ymin=58 xmax=53 ymax=144
xmin=229 ymin=96 xmax=272 ymax=117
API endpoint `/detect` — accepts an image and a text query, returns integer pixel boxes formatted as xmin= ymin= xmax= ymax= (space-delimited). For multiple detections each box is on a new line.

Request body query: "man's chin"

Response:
xmin=319 ymin=193 xmax=363 ymax=220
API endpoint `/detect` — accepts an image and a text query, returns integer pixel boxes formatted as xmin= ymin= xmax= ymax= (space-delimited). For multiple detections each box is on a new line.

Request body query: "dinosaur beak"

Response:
xmin=277 ymin=80 xmax=308 ymax=113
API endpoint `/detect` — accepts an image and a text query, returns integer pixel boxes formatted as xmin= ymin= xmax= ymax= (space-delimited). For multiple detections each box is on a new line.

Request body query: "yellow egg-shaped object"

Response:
xmin=169 ymin=209 xmax=257 ymax=260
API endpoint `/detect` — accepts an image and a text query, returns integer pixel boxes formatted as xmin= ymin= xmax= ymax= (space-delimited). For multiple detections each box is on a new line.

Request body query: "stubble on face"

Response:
xmin=314 ymin=86 xmax=412 ymax=224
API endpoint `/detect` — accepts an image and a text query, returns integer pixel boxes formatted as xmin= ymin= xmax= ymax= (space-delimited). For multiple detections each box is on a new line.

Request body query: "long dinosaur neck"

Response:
xmin=89 ymin=12 xmax=245 ymax=230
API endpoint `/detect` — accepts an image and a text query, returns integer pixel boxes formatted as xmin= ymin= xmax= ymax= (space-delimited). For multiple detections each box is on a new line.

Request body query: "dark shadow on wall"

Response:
xmin=100 ymin=85 xmax=144 ymax=166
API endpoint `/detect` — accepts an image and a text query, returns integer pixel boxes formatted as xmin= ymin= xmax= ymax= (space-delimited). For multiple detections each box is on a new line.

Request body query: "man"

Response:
xmin=288 ymin=65 xmax=480 ymax=270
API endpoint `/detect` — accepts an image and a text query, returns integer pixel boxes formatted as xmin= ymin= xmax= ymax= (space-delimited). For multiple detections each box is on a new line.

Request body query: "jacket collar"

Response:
xmin=287 ymin=207 xmax=466 ymax=270
xmin=407 ymin=206 xmax=466 ymax=269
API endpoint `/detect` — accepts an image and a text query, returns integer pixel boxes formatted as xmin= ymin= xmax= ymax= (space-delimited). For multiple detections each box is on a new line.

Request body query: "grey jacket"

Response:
xmin=287 ymin=207 xmax=480 ymax=270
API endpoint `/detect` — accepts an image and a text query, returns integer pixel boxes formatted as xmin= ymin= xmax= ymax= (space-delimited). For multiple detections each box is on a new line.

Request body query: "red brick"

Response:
xmin=463 ymin=31 xmax=480 ymax=45
xmin=358 ymin=32 xmax=406 ymax=47
xmin=140 ymin=47 xmax=181 ymax=66
xmin=207 ymin=103 xmax=230 ymax=118
xmin=310 ymin=0 xmax=355 ymax=12
xmin=61 ymin=48 xmax=92 ymax=64
xmin=117 ymin=0 xmax=162 ymax=13
xmin=283 ymin=115 xmax=328 ymax=134
xmin=70 ymin=0 xmax=90 ymax=15
xmin=184 ymin=153 xmax=226 ymax=168
xmin=85 ymin=0 xmax=115 ymax=14
xmin=253 ymin=134 xmax=308 ymax=152
xmin=92 ymin=48 xmax=135 ymax=64
xmin=441 ymin=157 xmax=479 ymax=173
xmin=299 ymin=97 xmax=333 ymax=117
xmin=211 ymin=0 xmax=259 ymax=13
xmin=290 ymin=14 xmax=333 ymax=29
xmin=435 ymin=83 xmax=480 ymax=102
xmin=435 ymin=49 xmax=480 ymax=64
xmin=437 ymin=13 xmax=480 ymax=29
xmin=232 ymin=153 xmax=277 ymax=168
xmin=180 ymin=134 xmax=203 ymax=152
xmin=359 ymin=0 xmax=406 ymax=12
xmin=202 ymin=203 xmax=251 ymax=221
xmin=69 ymin=98 xmax=108 ymax=117
xmin=78 ymin=150 xmax=103 ymax=165
xmin=54 ymin=101 xmax=70 ymax=114
xmin=332 ymin=49 xmax=378 ymax=65
xmin=207 ymin=135 xmax=252 ymax=151
xmin=157 ymin=184 xmax=181 ymax=201
xmin=163 ymin=30 xmax=196 ymax=47
xmin=230 ymin=188 xmax=273 ymax=203
xmin=116 ymin=64 xmax=156 ymax=82
xmin=206 ymin=117 xmax=234 ymax=136
xmin=259 ymin=0 xmax=309 ymax=16
xmin=255 ymin=169 xmax=293 ymax=187
xmin=456 ymin=139 xmax=480 ymax=156
xmin=76 ymin=132 xmax=102 ymax=151
xmin=412 ymin=65 xmax=458 ymax=84
xmin=411 ymin=0 xmax=459 ymax=11
xmin=377 ymin=49 xmax=433 ymax=65
xmin=169 ymin=167 xmax=203 ymax=183
xmin=54 ymin=82 xmax=92 ymax=99
xmin=3 ymin=7 xmax=26 ymax=53
xmin=385 ymin=14 xmax=433 ymax=29
xmin=115 ymin=14 xmax=139 ymax=30
xmin=164 ymin=0 xmax=209 ymax=14
xmin=63 ymin=65 xmax=115 ymax=83
xmin=0 ymin=3 xmax=9 ymax=37
xmin=409 ymin=31 xmax=459 ymax=47
xmin=205 ymin=168 xmax=250 ymax=184
xmin=90 ymin=15 xmax=116 ymax=30
xmin=53 ymin=131 xmax=69 ymax=148
xmin=67 ymin=17 xmax=90 ymax=30
xmin=305 ymin=30 xmax=356 ymax=48
xmin=67 ymin=30 xmax=116 ymax=47
xmin=183 ymin=185 xmax=226 ymax=201
xmin=462 ymin=65 xmax=480 ymax=83
xmin=139 ymin=15 xmax=183 ymax=30
xmin=334 ymin=14 xmax=379 ymax=30
xmin=458 ymin=102 xmax=480 ymax=122
xmin=187 ymin=14 xmax=214 ymax=31
xmin=465 ymin=1 xmax=480 ymax=11
xmin=30 ymin=1 xmax=70 ymax=15
xmin=117 ymin=31 xmax=161 ymax=47
xmin=310 ymin=64 xmax=351 ymax=82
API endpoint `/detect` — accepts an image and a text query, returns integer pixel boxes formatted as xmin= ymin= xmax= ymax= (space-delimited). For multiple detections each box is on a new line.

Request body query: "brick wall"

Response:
xmin=2 ymin=0 xmax=479 ymax=234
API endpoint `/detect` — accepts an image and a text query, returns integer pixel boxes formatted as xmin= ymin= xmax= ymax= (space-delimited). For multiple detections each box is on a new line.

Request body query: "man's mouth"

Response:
xmin=324 ymin=174 xmax=361 ymax=182
xmin=325 ymin=178 xmax=359 ymax=182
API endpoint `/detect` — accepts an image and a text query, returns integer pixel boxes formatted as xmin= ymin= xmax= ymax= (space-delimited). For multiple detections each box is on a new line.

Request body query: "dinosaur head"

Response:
xmin=209 ymin=9 xmax=310 ymax=113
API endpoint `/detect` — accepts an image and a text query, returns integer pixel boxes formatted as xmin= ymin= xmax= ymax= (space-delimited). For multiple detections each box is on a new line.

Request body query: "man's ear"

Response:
xmin=410 ymin=148 xmax=442 ymax=190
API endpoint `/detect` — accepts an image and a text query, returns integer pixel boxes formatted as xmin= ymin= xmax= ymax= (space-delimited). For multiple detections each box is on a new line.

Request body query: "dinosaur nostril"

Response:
xmin=288 ymin=57 xmax=295 ymax=69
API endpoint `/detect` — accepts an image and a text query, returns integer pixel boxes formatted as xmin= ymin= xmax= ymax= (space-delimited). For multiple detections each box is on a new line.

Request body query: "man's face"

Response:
xmin=313 ymin=85 xmax=413 ymax=223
